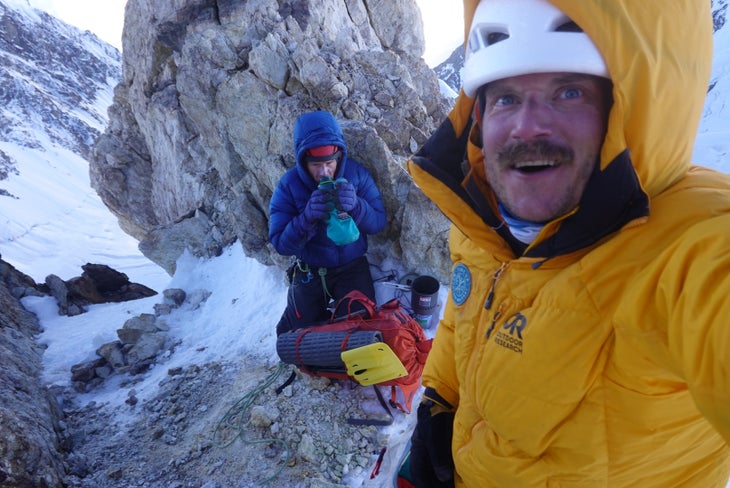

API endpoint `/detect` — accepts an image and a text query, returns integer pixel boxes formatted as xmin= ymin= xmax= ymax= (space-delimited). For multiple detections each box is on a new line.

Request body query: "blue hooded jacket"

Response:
xmin=269 ymin=111 xmax=386 ymax=268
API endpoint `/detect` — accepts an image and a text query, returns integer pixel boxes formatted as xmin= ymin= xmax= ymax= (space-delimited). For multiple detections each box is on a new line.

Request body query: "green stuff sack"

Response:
xmin=326 ymin=208 xmax=360 ymax=245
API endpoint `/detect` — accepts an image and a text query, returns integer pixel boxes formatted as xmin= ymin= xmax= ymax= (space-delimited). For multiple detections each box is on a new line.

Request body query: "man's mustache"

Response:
xmin=497 ymin=141 xmax=574 ymax=166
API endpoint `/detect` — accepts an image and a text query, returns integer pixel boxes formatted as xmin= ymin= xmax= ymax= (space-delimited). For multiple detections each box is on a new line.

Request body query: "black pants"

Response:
xmin=275 ymin=256 xmax=375 ymax=335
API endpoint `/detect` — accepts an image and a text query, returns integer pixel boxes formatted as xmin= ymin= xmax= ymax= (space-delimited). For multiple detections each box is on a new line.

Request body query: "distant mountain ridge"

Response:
xmin=434 ymin=44 xmax=463 ymax=94
xmin=0 ymin=0 xmax=136 ymax=287
xmin=0 ymin=0 xmax=120 ymax=188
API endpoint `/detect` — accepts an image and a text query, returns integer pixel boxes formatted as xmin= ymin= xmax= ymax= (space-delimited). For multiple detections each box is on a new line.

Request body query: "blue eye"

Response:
xmin=495 ymin=94 xmax=517 ymax=106
xmin=561 ymin=87 xmax=582 ymax=99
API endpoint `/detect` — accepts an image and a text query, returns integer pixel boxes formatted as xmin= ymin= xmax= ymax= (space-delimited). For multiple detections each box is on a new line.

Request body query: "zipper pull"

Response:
xmin=486 ymin=308 xmax=502 ymax=339
xmin=485 ymin=289 xmax=495 ymax=311
xmin=484 ymin=263 xmax=507 ymax=310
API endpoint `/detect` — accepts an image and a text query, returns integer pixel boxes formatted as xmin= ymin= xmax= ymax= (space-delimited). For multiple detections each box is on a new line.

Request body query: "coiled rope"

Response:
xmin=213 ymin=362 xmax=291 ymax=483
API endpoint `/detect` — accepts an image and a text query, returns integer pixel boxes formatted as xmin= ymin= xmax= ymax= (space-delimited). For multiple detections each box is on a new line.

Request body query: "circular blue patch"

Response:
xmin=451 ymin=263 xmax=471 ymax=306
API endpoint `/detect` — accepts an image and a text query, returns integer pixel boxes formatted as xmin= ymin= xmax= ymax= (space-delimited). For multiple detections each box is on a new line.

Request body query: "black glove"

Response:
xmin=303 ymin=189 xmax=332 ymax=223
xmin=335 ymin=180 xmax=357 ymax=212
xmin=410 ymin=388 xmax=455 ymax=488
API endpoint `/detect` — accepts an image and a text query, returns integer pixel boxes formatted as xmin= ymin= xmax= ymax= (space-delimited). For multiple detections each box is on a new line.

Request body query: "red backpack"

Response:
xmin=276 ymin=290 xmax=432 ymax=414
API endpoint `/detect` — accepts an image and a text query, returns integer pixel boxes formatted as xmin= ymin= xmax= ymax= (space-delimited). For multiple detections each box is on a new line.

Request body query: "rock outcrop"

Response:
xmin=71 ymin=288 xmax=188 ymax=393
xmin=0 ymin=258 xmax=66 ymax=487
xmin=0 ymin=254 xmax=165 ymax=484
xmin=90 ymin=0 xmax=453 ymax=282
xmin=45 ymin=263 xmax=158 ymax=316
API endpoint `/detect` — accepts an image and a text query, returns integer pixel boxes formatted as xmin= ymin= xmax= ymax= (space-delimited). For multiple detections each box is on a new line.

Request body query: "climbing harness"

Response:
xmin=295 ymin=258 xmax=333 ymax=307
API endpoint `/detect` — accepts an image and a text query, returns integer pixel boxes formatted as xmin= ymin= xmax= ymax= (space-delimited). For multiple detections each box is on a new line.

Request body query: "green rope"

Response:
xmin=213 ymin=362 xmax=291 ymax=484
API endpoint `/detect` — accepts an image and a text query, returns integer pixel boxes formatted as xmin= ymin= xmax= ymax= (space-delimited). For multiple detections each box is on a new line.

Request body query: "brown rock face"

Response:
xmin=90 ymin=0 xmax=453 ymax=282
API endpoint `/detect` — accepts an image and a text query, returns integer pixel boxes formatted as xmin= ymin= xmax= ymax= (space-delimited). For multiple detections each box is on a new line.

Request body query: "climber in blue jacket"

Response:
xmin=269 ymin=110 xmax=386 ymax=335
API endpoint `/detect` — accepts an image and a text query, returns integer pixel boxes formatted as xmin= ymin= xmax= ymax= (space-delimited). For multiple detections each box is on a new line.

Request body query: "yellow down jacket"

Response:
xmin=407 ymin=1 xmax=730 ymax=486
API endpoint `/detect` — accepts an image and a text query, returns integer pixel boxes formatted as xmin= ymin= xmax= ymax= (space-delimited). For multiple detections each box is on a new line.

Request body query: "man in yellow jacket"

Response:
xmin=406 ymin=0 xmax=730 ymax=486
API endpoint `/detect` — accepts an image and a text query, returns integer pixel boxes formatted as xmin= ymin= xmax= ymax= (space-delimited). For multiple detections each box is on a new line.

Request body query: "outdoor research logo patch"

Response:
xmin=493 ymin=312 xmax=527 ymax=354
xmin=451 ymin=263 xmax=471 ymax=306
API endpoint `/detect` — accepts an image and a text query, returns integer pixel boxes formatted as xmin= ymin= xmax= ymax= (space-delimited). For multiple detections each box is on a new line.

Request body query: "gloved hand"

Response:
xmin=303 ymin=189 xmax=332 ymax=223
xmin=335 ymin=180 xmax=357 ymax=212
xmin=410 ymin=388 xmax=455 ymax=488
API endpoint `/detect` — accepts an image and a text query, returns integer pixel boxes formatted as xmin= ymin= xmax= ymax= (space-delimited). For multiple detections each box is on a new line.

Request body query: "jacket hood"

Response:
xmin=293 ymin=111 xmax=348 ymax=184
xmin=408 ymin=0 xmax=713 ymax=258
xmin=532 ymin=0 xmax=712 ymax=197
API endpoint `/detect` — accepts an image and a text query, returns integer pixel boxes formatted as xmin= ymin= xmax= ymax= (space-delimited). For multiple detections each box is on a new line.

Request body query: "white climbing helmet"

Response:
xmin=462 ymin=0 xmax=609 ymax=97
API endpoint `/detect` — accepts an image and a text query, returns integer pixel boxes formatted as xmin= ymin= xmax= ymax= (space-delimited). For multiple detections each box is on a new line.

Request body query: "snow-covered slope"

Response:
xmin=694 ymin=0 xmax=730 ymax=167
xmin=0 ymin=0 xmax=166 ymax=288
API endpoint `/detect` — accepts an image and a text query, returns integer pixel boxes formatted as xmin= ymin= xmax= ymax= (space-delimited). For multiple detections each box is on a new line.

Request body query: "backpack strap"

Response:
xmin=330 ymin=290 xmax=377 ymax=320
xmin=392 ymin=382 xmax=421 ymax=414
xmin=275 ymin=369 xmax=297 ymax=395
